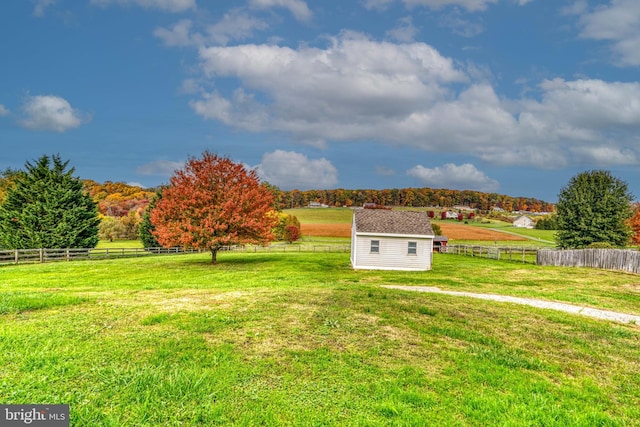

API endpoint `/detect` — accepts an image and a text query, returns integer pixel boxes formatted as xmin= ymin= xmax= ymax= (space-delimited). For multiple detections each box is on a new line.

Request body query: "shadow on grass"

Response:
xmin=0 ymin=291 xmax=90 ymax=314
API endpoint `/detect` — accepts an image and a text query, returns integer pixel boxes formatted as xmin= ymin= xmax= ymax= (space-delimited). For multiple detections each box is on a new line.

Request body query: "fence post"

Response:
xmin=14 ymin=249 xmax=18 ymax=264
xmin=39 ymin=248 xmax=44 ymax=263
xmin=66 ymin=248 xmax=70 ymax=261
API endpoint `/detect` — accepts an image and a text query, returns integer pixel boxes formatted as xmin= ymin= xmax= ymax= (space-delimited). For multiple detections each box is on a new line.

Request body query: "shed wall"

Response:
xmin=352 ymin=235 xmax=433 ymax=271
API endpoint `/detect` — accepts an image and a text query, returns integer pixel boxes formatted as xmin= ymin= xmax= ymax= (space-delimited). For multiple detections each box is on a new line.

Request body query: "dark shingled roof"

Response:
xmin=353 ymin=209 xmax=434 ymax=236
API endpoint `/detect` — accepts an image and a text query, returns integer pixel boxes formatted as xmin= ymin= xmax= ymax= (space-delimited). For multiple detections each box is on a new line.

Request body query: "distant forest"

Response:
xmin=80 ymin=181 xmax=554 ymax=215
xmin=271 ymin=187 xmax=554 ymax=212
xmin=0 ymin=169 xmax=553 ymax=216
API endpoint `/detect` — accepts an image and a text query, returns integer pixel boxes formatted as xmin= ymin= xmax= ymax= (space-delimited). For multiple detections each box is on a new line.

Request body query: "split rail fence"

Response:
xmin=0 ymin=247 xmax=198 ymax=266
xmin=0 ymin=244 xmax=351 ymax=266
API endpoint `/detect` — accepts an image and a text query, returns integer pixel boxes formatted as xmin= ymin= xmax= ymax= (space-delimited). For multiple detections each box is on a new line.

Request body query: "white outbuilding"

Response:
xmin=513 ymin=215 xmax=535 ymax=229
xmin=350 ymin=209 xmax=435 ymax=271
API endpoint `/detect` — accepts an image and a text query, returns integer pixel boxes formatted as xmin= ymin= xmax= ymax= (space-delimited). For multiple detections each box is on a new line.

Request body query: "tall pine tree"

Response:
xmin=0 ymin=155 xmax=100 ymax=249
xmin=139 ymin=190 xmax=161 ymax=248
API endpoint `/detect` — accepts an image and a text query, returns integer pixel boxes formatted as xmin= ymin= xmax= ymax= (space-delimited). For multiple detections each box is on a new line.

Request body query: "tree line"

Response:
xmin=272 ymin=187 xmax=554 ymax=212
xmin=2 ymin=154 xmax=640 ymax=259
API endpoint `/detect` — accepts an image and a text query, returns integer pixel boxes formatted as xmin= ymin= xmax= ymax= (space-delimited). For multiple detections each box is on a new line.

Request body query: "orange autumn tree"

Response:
xmin=150 ymin=151 xmax=277 ymax=263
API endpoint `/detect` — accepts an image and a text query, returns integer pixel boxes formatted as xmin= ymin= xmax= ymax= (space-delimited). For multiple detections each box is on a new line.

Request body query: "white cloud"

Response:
xmin=20 ymin=95 xmax=87 ymax=132
xmin=33 ymin=0 xmax=56 ymax=17
xmin=364 ymin=0 xmax=532 ymax=12
xmin=407 ymin=163 xmax=499 ymax=191
xmin=363 ymin=0 xmax=394 ymax=10
xmin=186 ymin=33 xmax=640 ymax=171
xmin=192 ymin=32 xmax=467 ymax=137
xmin=404 ymin=0 xmax=498 ymax=12
xmin=375 ymin=165 xmax=396 ymax=176
xmin=249 ymin=0 xmax=312 ymax=21
xmin=256 ymin=150 xmax=338 ymax=190
xmin=206 ymin=9 xmax=269 ymax=45
xmin=91 ymin=0 xmax=196 ymax=13
xmin=179 ymin=78 xmax=202 ymax=94
xmin=136 ymin=160 xmax=184 ymax=176
xmin=155 ymin=11 xmax=269 ymax=47
xmin=154 ymin=19 xmax=199 ymax=47
xmin=438 ymin=11 xmax=485 ymax=37
xmin=387 ymin=16 xmax=418 ymax=42
xmin=561 ymin=0 xmax=588 ymax=16
xmin=0 ymin=104 xmax=9 ymax=116
xmin=570 ymin=146 xmax=637 ymax=166
xmin=575 ymin=0 xmax=640 ymax=66
xmin=126 ymin=181 xmax=147 ymax=188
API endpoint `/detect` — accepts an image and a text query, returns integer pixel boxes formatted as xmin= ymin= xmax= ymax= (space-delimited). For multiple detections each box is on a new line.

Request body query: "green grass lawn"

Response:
xmin=96 ymin=239 xmax=143 ymax=249
xmin=285 ymin=207 xmax=353 ymax=224
xmin=1 ymin=252 xmax=639 ymax=425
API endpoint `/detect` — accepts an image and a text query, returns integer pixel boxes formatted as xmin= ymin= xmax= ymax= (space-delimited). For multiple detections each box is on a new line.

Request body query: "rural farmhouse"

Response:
xmin=351 ymin=209 xmax=435 ymax=271
xmin=513 ymin=215 xmax=534 ymax=229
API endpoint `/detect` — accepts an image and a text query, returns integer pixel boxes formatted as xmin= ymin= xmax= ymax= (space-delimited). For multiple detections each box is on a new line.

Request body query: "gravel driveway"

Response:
xmin=382 ymin=285 xmax=640 ymax=324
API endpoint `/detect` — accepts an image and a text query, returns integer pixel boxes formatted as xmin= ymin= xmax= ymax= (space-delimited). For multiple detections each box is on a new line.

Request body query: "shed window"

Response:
xmin=371 ymin=240 xmax=380 ymax=253
xmin=408 ymin=241 xmax=417 ymax=255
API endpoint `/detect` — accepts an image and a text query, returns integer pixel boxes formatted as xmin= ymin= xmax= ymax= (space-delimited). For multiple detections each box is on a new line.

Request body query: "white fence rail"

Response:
xmin=0 ymin=244 xmax=351 ymax=266
xmin=0 ymin=247 xmax=198 ymax=266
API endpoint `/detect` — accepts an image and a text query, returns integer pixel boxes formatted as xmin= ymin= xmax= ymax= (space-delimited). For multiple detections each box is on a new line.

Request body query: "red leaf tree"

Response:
xmin=284 ymin=225 xmax=300 ymax=243
xmin=150 ymin=151 xmax=278 ymax=263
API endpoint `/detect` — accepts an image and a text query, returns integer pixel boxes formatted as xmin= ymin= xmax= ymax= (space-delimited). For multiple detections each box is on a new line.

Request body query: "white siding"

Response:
xmin=352 ymin=234 xmax=433 ymax=271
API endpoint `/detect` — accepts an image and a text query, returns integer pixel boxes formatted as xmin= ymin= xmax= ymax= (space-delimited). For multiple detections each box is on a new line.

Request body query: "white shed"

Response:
xmin=350 ymin=209 xmax=435 ymax=271
xmin=513 ymin=215 xmax=534 ymax=229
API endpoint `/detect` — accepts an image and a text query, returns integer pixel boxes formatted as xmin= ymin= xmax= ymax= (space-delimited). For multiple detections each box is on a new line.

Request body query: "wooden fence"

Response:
xmin=0 ymin=247 xmax=198 ymax=266
xmin=537 ymin=249 xmax=640 ymax=274
xmin=0 ymin=244 xmax=351 ymax=266
xmin=444 ymin=245 xmax=539 ymax=263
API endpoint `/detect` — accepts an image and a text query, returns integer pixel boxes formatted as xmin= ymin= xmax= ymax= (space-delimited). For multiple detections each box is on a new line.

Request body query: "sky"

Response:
xmin=1 ymin=0 xmax=640 ymax=203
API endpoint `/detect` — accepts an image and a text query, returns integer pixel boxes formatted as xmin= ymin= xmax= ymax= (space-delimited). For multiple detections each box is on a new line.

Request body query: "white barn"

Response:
xmin=513 ymin=215 xmax=534 ymax=229
xmin=350 ymin=209 xmax=435 ymax=271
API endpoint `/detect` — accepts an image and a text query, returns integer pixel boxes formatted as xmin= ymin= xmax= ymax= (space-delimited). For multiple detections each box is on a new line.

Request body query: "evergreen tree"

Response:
xmin=139 ymin=190 xmax=161 ymax=248
xmin=556 ymin=170 xmax=633 ymax=249
xmin=0 ymin=155 xmax=100 ymax=249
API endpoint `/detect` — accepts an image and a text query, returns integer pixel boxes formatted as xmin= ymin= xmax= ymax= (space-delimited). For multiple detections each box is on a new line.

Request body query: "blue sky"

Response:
xmin=1 ymin=0 xmax=639 ymax=202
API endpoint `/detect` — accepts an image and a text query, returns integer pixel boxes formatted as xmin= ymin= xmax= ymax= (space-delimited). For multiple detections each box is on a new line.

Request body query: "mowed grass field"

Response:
xmin=1 ymin=252 xmax=640 ymax=425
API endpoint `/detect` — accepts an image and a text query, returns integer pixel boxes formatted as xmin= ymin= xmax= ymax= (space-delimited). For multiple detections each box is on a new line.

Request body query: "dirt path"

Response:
xmin=382 ymin=285 xmax=640 ymax=324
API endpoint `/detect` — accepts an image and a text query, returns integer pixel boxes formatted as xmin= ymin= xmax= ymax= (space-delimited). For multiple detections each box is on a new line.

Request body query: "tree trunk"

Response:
xmin=210 ymin=248 xmax=218 ymax=264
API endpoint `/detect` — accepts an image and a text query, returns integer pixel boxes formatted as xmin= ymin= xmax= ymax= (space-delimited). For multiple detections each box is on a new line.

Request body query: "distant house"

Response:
xmin=513 ymin=215 xmax=534 ymax=229
xmin=308 ymin=202 xmax=329 ymax=208
xmin=351 ymin=209 xmax=435 ymax=271
xmin=433 ymin=236 xmax=449 ymax=252
xmin=446 ymin=211 xmax=459 ymax=219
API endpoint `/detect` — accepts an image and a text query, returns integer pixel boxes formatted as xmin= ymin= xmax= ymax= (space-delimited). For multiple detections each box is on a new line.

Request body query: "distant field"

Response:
xmin=300 ymin=223 xmax=352 ymax=237
xmin=285 ymin=208 xmax=353 ymax=224
xmin=439 ymin=223 xmax=526 ymax=241
xmin=287 ymin=207 xmax=554 ymax=244
xmin=96 ymin=240 xmax=143 ymax=249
